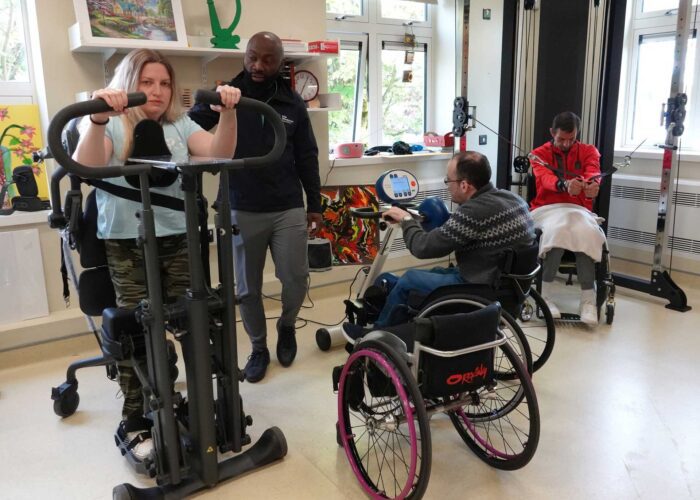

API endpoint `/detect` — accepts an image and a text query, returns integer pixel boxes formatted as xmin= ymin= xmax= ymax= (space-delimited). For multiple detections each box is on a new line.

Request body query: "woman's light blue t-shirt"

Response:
xmin=96 ymin=115 xmax=203 ymax=239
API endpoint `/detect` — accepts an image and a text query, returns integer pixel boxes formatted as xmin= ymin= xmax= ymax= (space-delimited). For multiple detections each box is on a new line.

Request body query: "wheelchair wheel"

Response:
xmin=418 ymin=294 xmax=533 ymax=378
xmin=447 ymin=341 xmax=540 ymax=470
xmin=338 ymin=339 xmax=431 ymax=499
xmin=517 ymin=288 xmax=555 ymax=371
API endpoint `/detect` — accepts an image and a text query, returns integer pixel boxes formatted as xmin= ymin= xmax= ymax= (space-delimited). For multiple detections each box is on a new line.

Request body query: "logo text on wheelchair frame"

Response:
xmin=446 ymin=364 xmax=488 ymax=385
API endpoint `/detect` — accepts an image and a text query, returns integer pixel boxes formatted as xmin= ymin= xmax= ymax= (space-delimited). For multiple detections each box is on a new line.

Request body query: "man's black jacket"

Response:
xmin=188 ymin=72 xmax=321 ymax=213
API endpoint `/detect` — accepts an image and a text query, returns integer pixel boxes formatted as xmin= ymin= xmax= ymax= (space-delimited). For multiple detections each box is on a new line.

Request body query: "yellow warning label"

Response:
xmin=206 ymin=446 xmax=214 ymax=453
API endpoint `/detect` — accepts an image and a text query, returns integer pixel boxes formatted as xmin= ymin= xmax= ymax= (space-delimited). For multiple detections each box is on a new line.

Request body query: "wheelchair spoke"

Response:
xmin=447 ymin=343 xmax=540 ymax=470
xmin=338 ymin=345 xmax=431 ymax=498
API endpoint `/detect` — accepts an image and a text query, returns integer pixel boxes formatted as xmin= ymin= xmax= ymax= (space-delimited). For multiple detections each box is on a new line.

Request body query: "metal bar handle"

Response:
xmin=194 ymin=89 xmax=286 ymax=169
xmin=47 ymin=92 xmax=147 ymax=179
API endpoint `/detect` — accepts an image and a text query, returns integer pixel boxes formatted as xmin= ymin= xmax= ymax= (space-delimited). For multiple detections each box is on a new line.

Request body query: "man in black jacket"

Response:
xmin=189 ymin=32 xmax=322 ymax=383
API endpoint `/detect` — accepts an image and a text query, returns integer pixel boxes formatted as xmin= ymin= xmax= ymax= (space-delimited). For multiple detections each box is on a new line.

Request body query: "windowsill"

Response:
xmin=0 ymin=209 xmax=50 ymax=229
xmin=329 ymin=151 xmax=452 ymax=167
xmin=614 ymin=146 xmax=700 ymax=162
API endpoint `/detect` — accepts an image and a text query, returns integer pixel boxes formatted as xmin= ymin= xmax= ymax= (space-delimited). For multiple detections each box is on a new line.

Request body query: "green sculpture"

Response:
xmin=207 ymin=0 xmax=242 ymax=49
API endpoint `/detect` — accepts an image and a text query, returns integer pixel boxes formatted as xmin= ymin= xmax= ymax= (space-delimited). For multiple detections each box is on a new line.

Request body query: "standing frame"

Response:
xmin=72 ymin=0 xmax=188 ymax=48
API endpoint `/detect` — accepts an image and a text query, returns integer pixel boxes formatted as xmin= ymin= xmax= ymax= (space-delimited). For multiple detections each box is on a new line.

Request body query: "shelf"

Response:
xmin=69 ymin=24 xmax=322 ymax=65
xmin=307 ymin=93 xmax=341 ymax=112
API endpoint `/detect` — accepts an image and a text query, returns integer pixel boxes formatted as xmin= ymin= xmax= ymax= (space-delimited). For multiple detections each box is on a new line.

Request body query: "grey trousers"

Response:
xmin=541 ymin=248 xmax=596 ymax=290
xmin=231 ymin=208 xmax=309 ymax=351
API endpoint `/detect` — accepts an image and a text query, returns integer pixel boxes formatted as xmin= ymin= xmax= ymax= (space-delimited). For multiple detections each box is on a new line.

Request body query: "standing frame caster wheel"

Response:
xmin=606 ymin=303 xmax=614 ymax=325
xmin=51 ymin=381 xmax=80 ymax=417
xmin=316 ymin=328 xmax=331 ymax=351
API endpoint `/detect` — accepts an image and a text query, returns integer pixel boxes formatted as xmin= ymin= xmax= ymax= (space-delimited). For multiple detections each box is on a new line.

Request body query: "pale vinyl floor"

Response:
xmin=1 ymin=262 xmax=699 ymax=500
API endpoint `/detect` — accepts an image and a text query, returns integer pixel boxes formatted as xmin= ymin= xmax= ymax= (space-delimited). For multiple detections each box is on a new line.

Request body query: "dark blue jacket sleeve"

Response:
xmin=293 ymin=105 xmax=321 ymax=213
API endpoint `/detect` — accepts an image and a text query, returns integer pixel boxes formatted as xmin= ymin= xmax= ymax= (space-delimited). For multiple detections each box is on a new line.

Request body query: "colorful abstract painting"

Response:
xmin=318 ymin=185 xmax=380 ymax=265
xmin=0 ymin=105 xmax=46 ymax=209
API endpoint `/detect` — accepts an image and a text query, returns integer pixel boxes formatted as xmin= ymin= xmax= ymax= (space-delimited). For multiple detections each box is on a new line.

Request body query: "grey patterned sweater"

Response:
xmin=400 ymin=182 xmax=535 ymax=286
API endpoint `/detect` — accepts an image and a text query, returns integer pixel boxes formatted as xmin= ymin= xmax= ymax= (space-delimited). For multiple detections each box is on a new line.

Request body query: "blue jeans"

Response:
xmin=374 ymin=267 xmax=464 ymax=327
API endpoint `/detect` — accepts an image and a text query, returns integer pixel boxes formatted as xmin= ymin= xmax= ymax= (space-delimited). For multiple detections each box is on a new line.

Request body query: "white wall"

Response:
xmin=464 ymin=0 xmax=504 ymax=175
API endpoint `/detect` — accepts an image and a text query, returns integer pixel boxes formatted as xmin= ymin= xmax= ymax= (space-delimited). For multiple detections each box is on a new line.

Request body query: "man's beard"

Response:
xmin=242 ymin=69 xmax=279 ymax=99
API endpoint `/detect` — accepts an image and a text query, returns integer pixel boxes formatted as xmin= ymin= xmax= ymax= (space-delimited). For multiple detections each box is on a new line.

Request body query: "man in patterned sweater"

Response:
xmin=361 ymin=151 xmax=535 ymax=329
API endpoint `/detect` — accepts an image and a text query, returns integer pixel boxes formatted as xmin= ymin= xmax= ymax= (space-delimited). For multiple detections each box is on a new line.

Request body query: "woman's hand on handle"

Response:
xmin=89 ymin=88 xmax=128 ymax=124
xmin=210 ymin=84 xmax=241 ymax=114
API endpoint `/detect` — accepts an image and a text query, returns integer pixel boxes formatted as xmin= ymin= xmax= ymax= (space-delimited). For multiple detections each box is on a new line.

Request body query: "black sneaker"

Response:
xmin=244 ymin=348 xmax=270 ymax=383
xmin=276 ymin=320 xmax=297 ymax=367
xmin=342 ymin=322 xmax=369 ymax=341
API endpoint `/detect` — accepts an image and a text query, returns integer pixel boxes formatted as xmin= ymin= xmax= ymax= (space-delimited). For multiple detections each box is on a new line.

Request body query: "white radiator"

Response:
xmin=607 ymin=174 xmax=700 ymax=272
xmin=385 ymin=177 xmax=451 ymax=257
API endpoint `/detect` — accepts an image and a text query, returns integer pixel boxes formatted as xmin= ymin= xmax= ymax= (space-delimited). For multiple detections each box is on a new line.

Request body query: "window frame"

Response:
xmin=327 ymin=0 xmax=434 ymax=151
xmin=617 ymin=0 xmax=700 ymax=153
xmin=326 ymin=0 xmax=369 ymax=23
xmin=0 ymin=0 xmax=36 ymax=103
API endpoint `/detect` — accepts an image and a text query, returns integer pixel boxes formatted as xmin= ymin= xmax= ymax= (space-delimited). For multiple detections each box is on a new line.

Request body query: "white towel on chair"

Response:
xmin=531 ymin=203 xmax=607 ymax=263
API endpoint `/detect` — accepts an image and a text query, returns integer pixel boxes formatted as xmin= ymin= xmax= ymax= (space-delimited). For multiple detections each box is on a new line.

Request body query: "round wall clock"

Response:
xmin=294 ymin=70 xmax=320 ymax=102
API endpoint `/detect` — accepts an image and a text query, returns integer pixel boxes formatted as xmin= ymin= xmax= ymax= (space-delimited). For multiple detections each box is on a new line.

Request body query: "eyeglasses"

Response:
xmin=443 ymin=176 xmax=464 ymax=185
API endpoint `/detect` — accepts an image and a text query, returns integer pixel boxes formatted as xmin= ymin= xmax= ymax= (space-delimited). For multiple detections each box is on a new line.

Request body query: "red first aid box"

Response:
xmin=423 ymin=132 xmax=454 ymax=147
xmin=308 ymin=40 xmax=339 ymax=54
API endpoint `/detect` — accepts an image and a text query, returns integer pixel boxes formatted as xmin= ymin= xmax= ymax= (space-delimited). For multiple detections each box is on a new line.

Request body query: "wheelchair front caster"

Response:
xmin=605 ymin=304 xmax=614 ymax=325
xmin=51 ymin=381 xmax=80 ymax=417
xmin=316 ymin=328 xmax=331 ymax=351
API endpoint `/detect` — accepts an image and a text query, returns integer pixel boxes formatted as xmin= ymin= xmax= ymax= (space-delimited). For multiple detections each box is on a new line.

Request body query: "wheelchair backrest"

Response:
xmin=76 ymin=189 xmax=117 ymax=315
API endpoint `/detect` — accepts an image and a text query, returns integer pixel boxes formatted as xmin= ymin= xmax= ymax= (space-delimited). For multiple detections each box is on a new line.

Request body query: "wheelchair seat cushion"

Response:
xmin=420 ymin=302 xmax=500 ymax=398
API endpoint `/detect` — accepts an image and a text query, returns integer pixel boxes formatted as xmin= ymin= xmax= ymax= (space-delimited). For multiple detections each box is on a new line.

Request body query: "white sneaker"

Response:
xmin=126 ymin=431 xmax=154 ymax=461
xmin=580 ymin=289 xmax=598 ymax=326
xmin=543 ymin=296 xmax=561 ymax=319
xmin=540 ymin=281 xmax=561 ymax=319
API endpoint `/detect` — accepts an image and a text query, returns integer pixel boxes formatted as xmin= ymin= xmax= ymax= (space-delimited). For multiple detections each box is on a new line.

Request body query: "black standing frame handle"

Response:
xmin=46 ymin=91 xmax=289 ymax=497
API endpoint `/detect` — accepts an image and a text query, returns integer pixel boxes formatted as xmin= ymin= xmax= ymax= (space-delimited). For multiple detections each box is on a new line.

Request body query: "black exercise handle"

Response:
xmin=194 ymin=89 xmax=286 ymax=169
xmin=350 ymin=207 xmax=384 ymax=220
xmin=47 ymin=92 xmax=147 ymax=179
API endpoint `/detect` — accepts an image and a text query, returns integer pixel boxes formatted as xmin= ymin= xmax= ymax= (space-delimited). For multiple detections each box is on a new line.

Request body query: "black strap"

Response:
xmin=60 ymin=243 xmax=70 ymax=304
xmin=87 ymin=179 xmax=184 ymax=212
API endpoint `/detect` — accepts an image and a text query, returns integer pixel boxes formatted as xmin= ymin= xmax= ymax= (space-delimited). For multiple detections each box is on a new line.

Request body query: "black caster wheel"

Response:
xmin=52 ymin=384 xmax=80 ymax=417
xmin=316 ymin=328 xmax=331 ymax=351
xmin=113 ymin=483 xmax=137 ymax=500
xmin=606 ymin=304 xmax=614 ymax=325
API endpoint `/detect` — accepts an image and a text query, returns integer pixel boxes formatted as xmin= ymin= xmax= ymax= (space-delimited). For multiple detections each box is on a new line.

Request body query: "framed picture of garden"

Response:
xmin=73 ymin=0 xmax=188 ymax=48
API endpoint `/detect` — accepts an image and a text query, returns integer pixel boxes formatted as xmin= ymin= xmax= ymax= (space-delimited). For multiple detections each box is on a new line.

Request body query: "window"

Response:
xmin=380 ymin=0 xmax=427 ymax=23
xmin=328 ymin=39 xmax=369 ymax=146
xmin=0 ymin=0 xmax=32 ymax=101
xmin=327 ymin=0 xmax=433 ymax=150
xmin=380 ymin=41 xmax=426 ymax=143
xmin=618 ymin=1 xmax=700 ymax=151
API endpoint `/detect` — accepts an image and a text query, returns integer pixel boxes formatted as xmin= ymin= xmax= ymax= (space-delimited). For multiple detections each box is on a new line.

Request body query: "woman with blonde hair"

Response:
xmin=73 ymin=48 xmax=240 ymax=465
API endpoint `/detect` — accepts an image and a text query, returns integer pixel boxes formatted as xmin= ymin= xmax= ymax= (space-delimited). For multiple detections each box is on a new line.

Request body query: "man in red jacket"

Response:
xmin=530 ymin=111 xmax=601 ymax=326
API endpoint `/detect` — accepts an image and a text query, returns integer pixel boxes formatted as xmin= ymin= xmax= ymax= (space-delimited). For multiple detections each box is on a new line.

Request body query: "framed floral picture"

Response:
xmin=72 ymin=0 xmax=188 ymax=48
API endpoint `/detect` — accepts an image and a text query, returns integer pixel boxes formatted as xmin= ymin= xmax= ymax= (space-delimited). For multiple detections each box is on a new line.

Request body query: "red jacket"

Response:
xmin=529 ymin=141 xmax=601 ymax=211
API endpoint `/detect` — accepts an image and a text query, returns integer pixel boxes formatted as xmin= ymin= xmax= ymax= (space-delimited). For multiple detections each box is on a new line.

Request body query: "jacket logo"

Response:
xmin=281 ymin=115 xmax=294 ymax=125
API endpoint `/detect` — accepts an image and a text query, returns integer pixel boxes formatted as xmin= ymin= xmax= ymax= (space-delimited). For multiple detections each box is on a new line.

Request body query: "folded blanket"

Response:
xmin=531 ymin=203 xmax=606 ymax=262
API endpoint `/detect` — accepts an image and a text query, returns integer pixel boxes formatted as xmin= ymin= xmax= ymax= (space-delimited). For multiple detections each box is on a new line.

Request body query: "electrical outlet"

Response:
xmin=479 ymin=135 xmax=487 ymax=145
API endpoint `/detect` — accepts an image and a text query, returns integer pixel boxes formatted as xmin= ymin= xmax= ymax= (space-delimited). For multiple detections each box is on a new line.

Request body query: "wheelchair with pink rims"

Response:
xmin=332 ymin=300 xmax=540 ymax=499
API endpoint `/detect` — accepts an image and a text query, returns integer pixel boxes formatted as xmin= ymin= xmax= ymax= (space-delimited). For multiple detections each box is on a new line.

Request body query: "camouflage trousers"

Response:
xmin=104 ymin=233 xmax=190 ymax=421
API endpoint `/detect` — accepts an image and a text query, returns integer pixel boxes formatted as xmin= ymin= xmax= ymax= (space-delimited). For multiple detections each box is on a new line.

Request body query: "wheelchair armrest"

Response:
xmin=501 ymin=263 xmax=541 ymax=282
